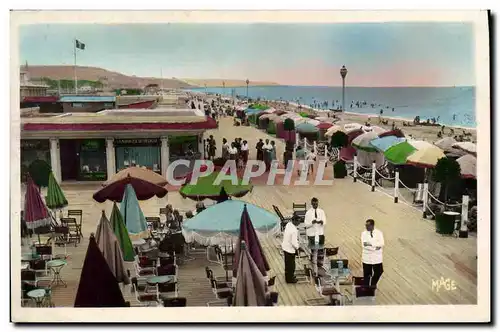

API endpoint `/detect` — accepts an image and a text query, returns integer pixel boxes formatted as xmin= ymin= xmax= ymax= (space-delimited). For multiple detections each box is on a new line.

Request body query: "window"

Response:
xmin=72 ymin=102 xmax=85 ymax=108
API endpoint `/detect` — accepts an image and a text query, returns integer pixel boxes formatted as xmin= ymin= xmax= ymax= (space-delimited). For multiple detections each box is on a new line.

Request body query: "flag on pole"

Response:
xmin=76 ymin=40 xmax=86 ymax=50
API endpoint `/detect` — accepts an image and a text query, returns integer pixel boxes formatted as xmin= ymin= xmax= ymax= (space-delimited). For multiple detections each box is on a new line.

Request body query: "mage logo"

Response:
xmin=431 ymin=277 xmax=457 ymax=293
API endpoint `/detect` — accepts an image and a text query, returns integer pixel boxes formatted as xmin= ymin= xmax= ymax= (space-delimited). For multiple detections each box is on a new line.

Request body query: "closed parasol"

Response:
xmin=93 ymin=174 xmax=167 ymax=203
xmin=110 ymin=202 xmax=135 ymax=262
xmin=45 ymin=171 xmax=68 ymax=210
xmin=24 ymin=176 xmax=52 ymax=243
xmin=233 ymin=241 xmax=267 ymax=307
xmin=456 ymin=154 xmax=477 ymax=179
xmin=74 ymin=234 xmax=127 ymax=307
xmin=103 ymin=166 xmax=168 ymax=187
xmin=95 ymin=211 xmax=130 ymax=285
xmin=233 ymin=205 xmax=270 ymax=278
xmin=120 ymin=184 xmax=149 ymax=241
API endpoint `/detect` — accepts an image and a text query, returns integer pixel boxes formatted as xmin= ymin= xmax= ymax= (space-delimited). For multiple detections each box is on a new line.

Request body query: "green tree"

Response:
xmin=432 ymin=157 xmax=462 ymax=208
xmin=330 ymin=131 xmax=348 ymax=148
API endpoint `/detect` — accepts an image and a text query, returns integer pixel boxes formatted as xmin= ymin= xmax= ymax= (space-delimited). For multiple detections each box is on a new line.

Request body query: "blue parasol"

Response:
xmin=370 ymin=136 xmax=407 ymax=152
xmin=182 ymin=200 xmax=279 ymax=246
xmin=120 ymin=184 xmax=149 ymax=241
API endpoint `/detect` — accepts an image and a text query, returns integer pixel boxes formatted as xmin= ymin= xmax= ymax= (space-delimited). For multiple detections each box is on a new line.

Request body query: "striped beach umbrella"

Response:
xmin=45 ymin=171 xmax=68 ymax=210
xmin=351 ymin=131 xmax=380 ymax=152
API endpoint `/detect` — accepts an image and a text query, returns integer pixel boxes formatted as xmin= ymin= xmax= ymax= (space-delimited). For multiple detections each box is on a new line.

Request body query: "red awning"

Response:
xmin=22 ymin=96 xmax=59 ymax=103
xmin=23 ymin=117 xmax=218 ymax=132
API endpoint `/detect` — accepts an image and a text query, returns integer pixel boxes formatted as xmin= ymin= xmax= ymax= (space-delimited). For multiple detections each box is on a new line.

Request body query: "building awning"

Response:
xmin=22 ymin=96 xmax=59 ymax=103
xmin=23 ymin=117 xmax=217 ymax=132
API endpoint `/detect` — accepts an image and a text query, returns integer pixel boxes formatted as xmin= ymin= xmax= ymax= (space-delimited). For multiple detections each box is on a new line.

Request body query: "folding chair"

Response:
xmin=60 ymin=218 xmax=80 ymax=245
xmin=131 ymin=277 xmax=160 ymax=307
xmin=272 ymin=205 xmax=294 ymax=233
xmin=292 ymin=203 xmax=307 ymax=221
xmin=163 ymin=297 xmax=187 ymax=307
xmin=67 ymin=210 xmax=83 ymax=239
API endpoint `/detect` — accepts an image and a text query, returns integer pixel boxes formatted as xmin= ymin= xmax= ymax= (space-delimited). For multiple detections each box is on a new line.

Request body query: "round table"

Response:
xmin=27 ymin=289 xmax=46 ymax=307
xmin=147 ymin=275 xmax=174 ymax=286
xmin=132 ymin=239 xmax=146 ymax=246
xmin=21 ymin=253 xmax=41 ymax=262
xmin=47 ymin=260 xmax=67 ymax=288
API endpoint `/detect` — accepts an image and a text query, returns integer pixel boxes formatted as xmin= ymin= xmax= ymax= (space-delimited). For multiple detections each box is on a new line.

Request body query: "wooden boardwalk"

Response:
xmin=21 ymin=117 xmax=477 ymax=306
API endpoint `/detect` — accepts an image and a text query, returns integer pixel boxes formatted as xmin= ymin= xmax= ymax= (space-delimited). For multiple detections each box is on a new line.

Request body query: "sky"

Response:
xmin=19 ymin=23 xmax=475 ymax=87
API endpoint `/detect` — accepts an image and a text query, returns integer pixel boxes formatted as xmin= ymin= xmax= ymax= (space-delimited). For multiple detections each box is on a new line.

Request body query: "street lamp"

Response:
xmin=245 ymin=79 xmax=249 ymax=99
xmin=340 ymin=65 xmax=348 ymax=112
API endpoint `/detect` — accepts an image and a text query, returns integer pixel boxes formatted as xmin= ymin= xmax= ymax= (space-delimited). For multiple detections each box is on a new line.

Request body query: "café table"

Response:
xmin=27 ymin=288 xmax=47 ymax=307
xmin=21 ymin=253 xmax=41 ymax=262
xmin=132 ymin=238 xmax=146 ymax=246
xmin=146 ymin=275 xmax=175 ymax=293
xmin=46 ymin=259 xmax=67 ymax=287
xmin=327 ymin=267 xmax=351 ymax=293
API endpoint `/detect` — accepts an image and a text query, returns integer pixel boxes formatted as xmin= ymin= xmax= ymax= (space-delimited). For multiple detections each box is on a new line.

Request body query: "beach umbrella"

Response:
xmin=383 ymin=141 xmax=417 ymax=165
xmin=274 ymin=110 xmax=286 ymax=116
xmin=182 ymin=200 xmax=279 ymax=246
xmin=259 ymin=113 xmax=276 ymax=120
xmin=233 ymin=205 xmax=270 ymax=278
xmin=347 ymin=129 xmax=365 ymax=144
xmin=324 ymin=125 xmax=342 ymax=137
xmin=179 ymin=172 xmax=253 ymax=201
xmin=343 ymin=123 xmax=363 ymax=133
xmin=93 ymin=174 xmax=168 ymax=203
xmin=306 ymin=119 xmax=321 ymax=126
xmin=120 ymin=184 xmax=149 ymax=241
xmin=452 ymin=142 xmax=477 ymax=155
xmin=379 ymin=129 xmax=405 ymax=138
xmin=110 ymin=202 xmax=135 ymax=262
xmin=316 ymin=122 xmax=333 ymax=130
xmin=351 ymin=131 xmax=380 ymax=152
xmin=296 ymin=122 xmax=319 ymax=134
xmin=74 ymin=234 xmax=127 ymax=307
xmin=407 ymin=144 xmax=446 ymax=168
xmin=45 ymin=171 xmax=68 ymax=210
xmin=434 ymin=137 xmax=467 ymax=157
xmin=370 ymin=136 xmax=407 ymax=153
xmin=456 ymin=154 xmax=477 ymax=179
xmin=363 ymin=125 xmax=386 ymax=134
xmin=339 ymin=146 xmax=356 ymax=162
xmin=233 ymin=241 xmax=267 ymax=307
xmin=95 ymin=210 xmax=130 ymax=285
xmin=216 ymin=187 xmax=230 ymax=203
xmin=24 ymin=176 xmax=52 ymax=242
xmin=103 ymin=166 xmax=168 ymax=187
xmin=299 ymin=111 xmax=309 ymax=118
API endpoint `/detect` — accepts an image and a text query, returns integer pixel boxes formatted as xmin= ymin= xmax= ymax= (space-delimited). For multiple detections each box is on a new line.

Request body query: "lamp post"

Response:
xmin=340 ymin=65 xmax=348 ymax=112
xmin=245 ymin=79 xmax=249 ymax=99
xmin=222 ymin=81 xmax=225 ymax=97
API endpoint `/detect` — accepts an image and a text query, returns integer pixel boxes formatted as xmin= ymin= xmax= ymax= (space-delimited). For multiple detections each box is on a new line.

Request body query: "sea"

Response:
xmin=187 ymin=86 xmax=476 ymax=128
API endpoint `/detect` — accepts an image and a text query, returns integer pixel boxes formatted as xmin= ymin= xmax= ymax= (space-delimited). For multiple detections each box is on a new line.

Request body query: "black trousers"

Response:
xmin=284 ymin=251 xmax=296 ymax=282
xmin=362 ymin=263 xmax=384 ymax=288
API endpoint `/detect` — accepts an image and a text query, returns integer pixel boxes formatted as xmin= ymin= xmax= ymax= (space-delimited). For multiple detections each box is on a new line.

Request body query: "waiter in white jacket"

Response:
xmin=281 ymin=218 xmax=301 ymax=284
xmin=304 ymin=197 xmax=326 ymax=270
xmin=361 ymin=219 xmax=384 ymax=288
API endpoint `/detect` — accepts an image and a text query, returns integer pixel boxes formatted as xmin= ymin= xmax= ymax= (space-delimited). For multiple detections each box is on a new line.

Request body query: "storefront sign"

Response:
xmin=114 ymin=138 xmax=160 ymax=147
xmin=21 ymin=140 xmax=50 ymax=151
xmin=81 ymin=139 xmax=104 ymax=151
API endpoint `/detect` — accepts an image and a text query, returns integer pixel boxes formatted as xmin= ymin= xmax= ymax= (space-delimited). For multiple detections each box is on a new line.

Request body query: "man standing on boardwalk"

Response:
xmin=304 ymin=197 xmax=327 ymax=269
xmin=281 ymin=217 xmax=301 ymax=284
xmin=361 ymin=219 xmax=384 ymax=289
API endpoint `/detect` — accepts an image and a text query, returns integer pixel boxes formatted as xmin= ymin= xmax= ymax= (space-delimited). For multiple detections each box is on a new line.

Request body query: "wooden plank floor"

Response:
xmin=20 ymin=117 xmax=477 ymax=306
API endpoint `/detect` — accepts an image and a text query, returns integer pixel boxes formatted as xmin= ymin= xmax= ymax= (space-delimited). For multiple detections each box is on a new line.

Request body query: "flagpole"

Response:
xmin=74 ymin=38 xmax=77 ymax=95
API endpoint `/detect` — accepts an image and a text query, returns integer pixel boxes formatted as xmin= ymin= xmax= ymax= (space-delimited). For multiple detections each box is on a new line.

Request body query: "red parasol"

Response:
xmin=379 ymin=129 xmax=405 ymax=138
xmin=24 ymin=176 xmax=51 ymax=230
xmin=316 ymin=122 xmax=334 ymax=130
xmin=93 ymin=174 xmax=168 ymax=203
xmin=347 ymin=129 xmax=364 ymax=144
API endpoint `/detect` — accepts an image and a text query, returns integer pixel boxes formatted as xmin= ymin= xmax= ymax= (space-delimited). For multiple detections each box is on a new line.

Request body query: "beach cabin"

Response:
xmin=20 ymin=108 xmax=217 ymax=183
xmin=59 ymin=95 xmax=117 ymax=113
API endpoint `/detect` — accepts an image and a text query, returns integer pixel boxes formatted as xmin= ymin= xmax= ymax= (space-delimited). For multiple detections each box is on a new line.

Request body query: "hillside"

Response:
xmin=23 ymin=65 xmax=194 ymax=90
xmin=180 ymin=78 xmax=280 ymax=88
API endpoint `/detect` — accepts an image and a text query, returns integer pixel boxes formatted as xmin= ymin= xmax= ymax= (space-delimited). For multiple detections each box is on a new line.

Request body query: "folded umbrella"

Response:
xmin=120 ymin=184 xmax=149 ymax=241
xmin=110 ymin=202 xmax=135 ymax=262
xmin=95 ymin=211 xmax=130 ymax=285
xmin=74 ymin=234 xmax=127 ymax=307
xmin=233 ymin=241 xmax=267 ymax=307
xmin=45 ymin=171 xmax=68 ymax=210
